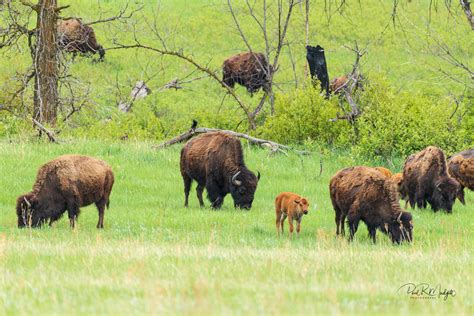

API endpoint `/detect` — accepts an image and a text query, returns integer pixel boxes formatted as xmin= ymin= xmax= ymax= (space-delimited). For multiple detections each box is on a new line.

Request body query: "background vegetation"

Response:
xmin=0 ymin=0 xmax=473 ymax=314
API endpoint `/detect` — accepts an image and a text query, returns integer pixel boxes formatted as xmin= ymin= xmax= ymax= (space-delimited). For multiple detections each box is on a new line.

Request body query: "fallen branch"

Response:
xmin=154 ymin=121 xmax=309 ymax=155
xmin=460 ymin=0 xmax=474 ymax=30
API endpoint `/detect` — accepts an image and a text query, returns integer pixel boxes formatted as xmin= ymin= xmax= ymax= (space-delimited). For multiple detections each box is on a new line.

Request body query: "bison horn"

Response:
xmin=23 ymin=197 xmax=31 ymax=208
xmin=257 ymin=171 xmax=261 ymax=181
xmin=232 ymin=171 xmax=242 ymax=186
xmin=397 ymin=211 xmax=403 ymax=223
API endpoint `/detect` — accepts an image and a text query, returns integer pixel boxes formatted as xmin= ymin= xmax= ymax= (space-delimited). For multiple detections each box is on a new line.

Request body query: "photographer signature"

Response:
xmin=398 ymin=283 xmax=456 ymax=301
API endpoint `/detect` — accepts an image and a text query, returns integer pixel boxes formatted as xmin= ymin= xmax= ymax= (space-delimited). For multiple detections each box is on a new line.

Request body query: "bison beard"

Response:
xmin=306 ymin=45 xmax=330 ymax=98
xmin=329 ymin=166 xmax=413 ymax=244
xmin=16 ymin=155 xmax=114 ymax=229
xmin=180 ymin=132 xmax=260 ymax=209
xmin=401 ymin=146 xmax=461 ymax=213
xmin=222 ymin=52 xmax=271 ymax=96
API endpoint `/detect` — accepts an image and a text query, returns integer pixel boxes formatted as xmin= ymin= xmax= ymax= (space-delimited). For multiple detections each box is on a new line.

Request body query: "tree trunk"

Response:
xmin=33 ymin=0 xmax=58 ymax=125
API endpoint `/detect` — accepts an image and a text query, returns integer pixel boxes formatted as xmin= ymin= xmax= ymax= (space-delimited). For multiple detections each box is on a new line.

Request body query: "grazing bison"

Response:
xmin=374 ymin=167 xmax=393 ymax=178
xmin=330 ymin=166 xmax=413 ymax=244
xmin=306 ymin=45 xmax=330 ymax=98
xmin=402 ymin=146 xmax=461 ymax=212
xmin=448 ymin=149 xmax=474 ymax=204
xmin=329 ymin=75 xmax=348 ymax=94
xmin=222 ymin=52 xmax=271 ymax=95
xmin=58 ymin=18 xmax=105 ymax=61
xmin=16 ymin=155 xmax=114 ymax=229
xmin=275 ymin=192 xmax=310 ymax=235
xmin=180 ymin=132 xmax=260 ymax=209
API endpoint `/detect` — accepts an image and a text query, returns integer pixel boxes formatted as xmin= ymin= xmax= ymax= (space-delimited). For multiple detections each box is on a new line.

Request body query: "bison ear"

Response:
xmin=294 ymin=199 xmax=301 ymax=205
xmin=457 ymin=188 xmax=465 ymax=205
xmin=257 ymin=171 xmax=261 ymax=181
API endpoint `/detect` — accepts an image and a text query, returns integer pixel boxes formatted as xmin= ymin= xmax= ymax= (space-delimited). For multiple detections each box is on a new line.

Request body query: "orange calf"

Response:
xmin=275 ymin=192 xmax=309 ymax=235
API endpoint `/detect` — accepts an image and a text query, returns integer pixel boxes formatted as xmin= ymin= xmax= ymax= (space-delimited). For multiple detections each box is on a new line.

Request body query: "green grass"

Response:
xmin=0 ymin=140 xmax=472 ymax=314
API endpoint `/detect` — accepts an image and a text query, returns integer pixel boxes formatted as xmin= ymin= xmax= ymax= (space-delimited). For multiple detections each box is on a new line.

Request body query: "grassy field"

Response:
xmin=0 ymin=140 xmax=472 ymax=314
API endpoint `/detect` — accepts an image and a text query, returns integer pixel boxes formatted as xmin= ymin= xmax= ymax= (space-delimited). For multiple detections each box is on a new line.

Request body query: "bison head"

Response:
xmin=295 ymin=198 xmax=309 ymax=215
xmin=388 ymin=211 xmax=413 ymax=244
xmin=16 ymin=193 xmax=44 ymax=228
xmin=431 ymin=177 xmax=461 ymax=212
xmin=229 ymin=169 xmax=260 ymax=210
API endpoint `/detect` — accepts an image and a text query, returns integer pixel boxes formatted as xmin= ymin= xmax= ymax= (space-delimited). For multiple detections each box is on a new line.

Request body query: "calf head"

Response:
xmin=431 ymin=177 xmax=461 ymax=212
xmin=229 ymin=170 xmax=260 ymax=210
xmin=388 ymin=211 xmax=413 ymax=244
xmin=16 ymin=193 xmax=42 ymax=228
xmin=294 ymin=197 xmax=309 ymax=215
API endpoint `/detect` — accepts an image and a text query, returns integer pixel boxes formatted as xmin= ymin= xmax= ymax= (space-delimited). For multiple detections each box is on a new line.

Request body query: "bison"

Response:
xmin=330 ymin=166 xmax=413 ymax=244
xmin=222 ymin=52 xmax=271 ymax=95
xmin=180 ymin=132 xmax=260 ymax=209
xmin=275 ymin=192 xmax=310 ymax=235
xmin=401 ymin=146 xmax=461 ymax=213
xmin=329 ymin=75 xmax=348 ymax=94
xmin=58 ymin=18 xmax=105 ymax=61
xmin=448 ymin=149 xmax=474 ymax=204
xmin=16 ymin=155 xmax=114 ymax=229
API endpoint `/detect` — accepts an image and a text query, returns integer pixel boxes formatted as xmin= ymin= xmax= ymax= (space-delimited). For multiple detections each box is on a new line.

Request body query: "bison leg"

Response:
xmin=196 ymin=184 xmax=205 ymax=208
xmin=95 ymin=199 xmax=107 ymax=229
xmin=183 ymin=174 xmax=192 ymax=207
xmin=340 ymin=214 xmax=347 ymax=237
xmin=347 ymin=215 xmax=360 ymax=242
xmin=296 ymin=217 xmax=302 ymax=234
xmin=288 ymin=217 xmax=294 ymax=235
xmin=277 ymin=212 xmax=287 ymax=235
xmin=67 ymin=207 xmax=79 ymax=229
xmin=206 ymin=180 xmax=224 ymax=209
xmin=368 ymin=227 xmax=376 ymax=244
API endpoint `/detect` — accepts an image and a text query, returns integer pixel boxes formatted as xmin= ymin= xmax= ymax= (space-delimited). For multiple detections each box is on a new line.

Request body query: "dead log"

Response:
xmin=154 ymin=121 xmax=309 ymax=155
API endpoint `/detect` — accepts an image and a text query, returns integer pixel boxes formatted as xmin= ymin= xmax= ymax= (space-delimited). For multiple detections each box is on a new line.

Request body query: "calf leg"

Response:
xmin=183 ymin=174 xmax=192 ymax=207
xmin=196 ymin=183 xmax=205 ymax=208
xmin=296 ymin=217 xmax=302 ymax=234
xmin=288 ymin=217 xmax=294 ymax=235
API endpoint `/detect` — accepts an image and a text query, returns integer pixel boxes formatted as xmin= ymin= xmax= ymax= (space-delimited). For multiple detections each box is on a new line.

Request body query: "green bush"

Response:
xmin=259 ymin=77 xmax=471 ymax=159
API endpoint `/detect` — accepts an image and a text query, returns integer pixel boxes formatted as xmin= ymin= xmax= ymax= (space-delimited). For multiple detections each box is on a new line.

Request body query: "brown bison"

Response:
xmin=401 ymin=146 xmax=461 ymax=212
xmin=329 ymin=75 xmax=348 ymax=94
xmin=448 ymin=149 xmax=474 ymax=204
xmin=222 ymin=52 xmax=271 ymax=95
xmin=16 ymin=155 xmax=114 ymax=229
xmin=275 ymin=192 xmax=310 ymax=235
xmin=58 ymin=19 xmax=105 ymax=61
xmin=330 ymin=166 xmax=413 ymax=244
xmin=180 ymin=132 xmax=260 ymax=209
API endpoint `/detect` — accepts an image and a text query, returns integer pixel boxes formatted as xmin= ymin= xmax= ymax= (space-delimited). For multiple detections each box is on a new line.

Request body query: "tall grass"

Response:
xmin=0 ymin=140 xmax=472 ymax=314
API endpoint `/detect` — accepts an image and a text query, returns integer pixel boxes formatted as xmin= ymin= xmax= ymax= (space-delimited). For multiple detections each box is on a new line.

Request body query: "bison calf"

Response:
xmin=448 ymin=149 xmax=473 ymax=205
xmin=330 ymin=166 xmax=413 ymax=244
xmin=16 ymin=155 xmax=114 ymax=229
xmin=275 ymin=192 xmax=310 ymax=235
xmin=402 ymin=146 xmax=461 ymax=212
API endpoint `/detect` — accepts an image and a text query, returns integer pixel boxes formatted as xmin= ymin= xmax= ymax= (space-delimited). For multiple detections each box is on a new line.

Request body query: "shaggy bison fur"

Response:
xmin=16 ymin=155 xmax=114 ymax=228
xmin=222 ymin=52 xmax=271 ymax=95
xmin=401 ymin=146 xmax=461 ymax=212
xmin=58 ymin=19 xmax=105 ymax=61
xmin=275 ymin=192 xmax=309 ymax=235
xmin=330 ymin=166 xmax=413 ymax=244
xmin=180 ymin=132 xmax=260 ymax=209
xmin=448 ymin=149 xmax=474 ymax=204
